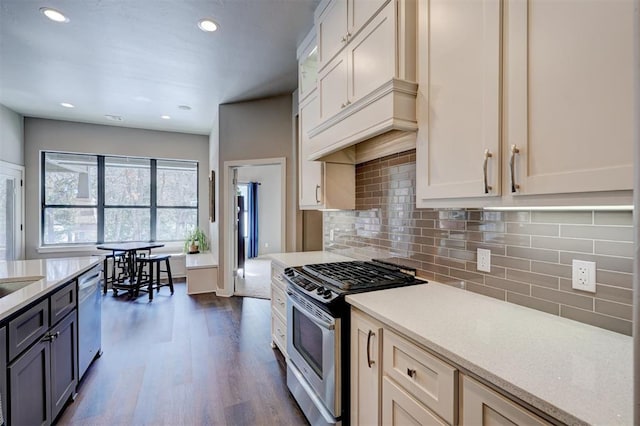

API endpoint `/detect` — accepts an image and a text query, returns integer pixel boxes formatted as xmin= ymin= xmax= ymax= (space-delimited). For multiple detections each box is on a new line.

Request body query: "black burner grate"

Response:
xmin=302 ymin=261 xmax=414 ymax=290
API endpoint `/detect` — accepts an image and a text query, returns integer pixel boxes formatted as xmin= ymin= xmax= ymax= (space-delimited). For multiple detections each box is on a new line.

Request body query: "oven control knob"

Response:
xmin=316 ymin=286 xmax=325 ymax=294
xmin=323 ymin=289 xmax=332 ymax=299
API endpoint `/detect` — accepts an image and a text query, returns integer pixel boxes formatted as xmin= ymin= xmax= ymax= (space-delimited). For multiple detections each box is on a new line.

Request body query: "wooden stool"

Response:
xmin=135 ymin=255 xmax=174 ymax=301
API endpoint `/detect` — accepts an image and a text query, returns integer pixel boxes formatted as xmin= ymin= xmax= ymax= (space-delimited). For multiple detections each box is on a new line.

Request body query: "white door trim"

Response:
xmin=0 ymin=160 xmax=25 ymax=260
xmin=221 ymin=157 xmax=287 ymax=297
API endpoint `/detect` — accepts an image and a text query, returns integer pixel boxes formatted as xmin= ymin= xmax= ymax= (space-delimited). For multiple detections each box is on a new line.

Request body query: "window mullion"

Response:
xmin=150 ymin=159 xmax=157 ymax=242
xmin=97 ymin=156 xmax=105 ymax=243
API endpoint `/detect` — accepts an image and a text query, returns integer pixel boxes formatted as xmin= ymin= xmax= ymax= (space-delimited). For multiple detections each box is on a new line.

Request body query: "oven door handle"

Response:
xmin=287 ymin=292 xmax=335 ymax=330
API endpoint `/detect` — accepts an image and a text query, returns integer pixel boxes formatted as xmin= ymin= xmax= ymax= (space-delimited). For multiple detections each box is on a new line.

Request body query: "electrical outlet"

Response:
xmin=477 ymin=248 xmax=491 ymax=272
xmin=264 ymin=242 xmax=269 ymax=248
xmin=572 ymin=260 xmax=596 ymax=293
xmin=330 ymin=229 xmax=334 ymax=241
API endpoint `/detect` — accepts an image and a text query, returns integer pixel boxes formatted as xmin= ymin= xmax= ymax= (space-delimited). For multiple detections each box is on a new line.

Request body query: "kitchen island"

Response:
xmin=347 ymin=282 xmax=632 ymax=425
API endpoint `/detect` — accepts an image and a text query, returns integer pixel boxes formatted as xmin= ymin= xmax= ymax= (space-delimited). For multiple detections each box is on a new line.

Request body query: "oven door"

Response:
xmin=286 ymin=289 xmax=341 ymax=419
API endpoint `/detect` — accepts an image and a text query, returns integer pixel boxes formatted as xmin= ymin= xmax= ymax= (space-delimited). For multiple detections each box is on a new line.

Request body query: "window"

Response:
xmin=42 ymin=152 xmax=198 ymax=245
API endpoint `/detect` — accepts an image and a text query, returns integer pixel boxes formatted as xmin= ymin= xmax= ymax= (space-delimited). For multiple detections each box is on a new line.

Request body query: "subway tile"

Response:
xmin=503 ymin=211 xmax=530 ymax=222
xmin=421 ymin=245 xmax=449 ymax=257
xmin=594 ymin=211 xmax=633 ymax=226
xmin=485 ymin=276 xmax=530 ymax=295
xmin=435 ymin=274 xmax=460 ymax=286
xmin=416 ymin=269 xmax=435 ymax=280
xmin=506 ymin=223 xmax=559 ymax=236
xmin=595 ymin=284 xmax=633 ymax=305
xmin=468 ymin=211 xmax=504 ymax=222
xmin=531 ymin=261 xmax=572 ymax=279
xmin=434 ymin=256 xmax=467 ymax=270
xmin=483 ymin=232 xmax=530 ymax=247
xmin=467 ymin=261 xmax=506 ymax=278
xmin=491 ymin=255 xmax=530 ymax=271
xmin=467 ymin=221 xmax=505 ymax=232
xmin=506 ymin=293 xmax=560 ymax=316
xmin=507 ymin=246 xmax=559 ymax=263
xmin=465 ymin=282 xmax=505 ymax=300
xmin=596 ymin=270 xmax=632 ymax=289
xmin=594 ymin=299 xmax=632 ymax=321
xmin=436 ymin=220 xmax=465 ymax=230
xmin=409 ymin=253 xmax=435 ymax=264
xmin=423 ymin=263 xmax=451 ymax=276
xmin=439 ymin=210 xmax=468 ymax=220
xmin=594 ymin=241 xmax=634 ymax=257
xmin=433 ymin=238 xmax=466 ymax=250
xmin=531 ymin=236 xmax=593 ymax=253
xmin=449 ymin=249 xmax=476 ymax=262
xmin=559 ymin=252 xmax=633 ymax=273
xmin=466 ymin=241 xmax=506 ymax=256
xmin=560 ymin=306 xmax=632 ymax=336
xmin=530 ymin=211 xmax=593 ymax=224
xmin=422 ymin=228 xmax=450 ymax=238
xmin=506 ymin=269 xmax=559 ymax=289
xmin=560 ymin=224 xmax=633 ymax=242
xmin=449 ymin=268 xmax=485 ymax=284
xmin=531 ymin=286 xmax=593 ymax=310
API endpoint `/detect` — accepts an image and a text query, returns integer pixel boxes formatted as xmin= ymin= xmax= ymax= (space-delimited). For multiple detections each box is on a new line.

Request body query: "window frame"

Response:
xmin=41 ymin=151 xmax=199 ymax=246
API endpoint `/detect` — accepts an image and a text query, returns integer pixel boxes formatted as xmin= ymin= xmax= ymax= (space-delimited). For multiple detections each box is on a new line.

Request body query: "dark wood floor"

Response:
xmin=57 ymin=280 xmax=308 ymax=425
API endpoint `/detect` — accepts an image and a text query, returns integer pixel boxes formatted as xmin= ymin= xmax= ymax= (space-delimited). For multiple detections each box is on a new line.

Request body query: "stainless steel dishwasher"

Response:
xmin=77 ymin=265 xmax=103 ymax=380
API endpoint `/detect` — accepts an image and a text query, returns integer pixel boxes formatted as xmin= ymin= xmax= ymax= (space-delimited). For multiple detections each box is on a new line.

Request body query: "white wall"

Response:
xmin=218 ymin=94 xmax=295 ymax=295
xmin=237 ymin=164 xmax=282 ymax=255
xmin=24 ymin=118 xmax=209 ymax=259
xmin=0 ymin=104 xmax=24 ymax=166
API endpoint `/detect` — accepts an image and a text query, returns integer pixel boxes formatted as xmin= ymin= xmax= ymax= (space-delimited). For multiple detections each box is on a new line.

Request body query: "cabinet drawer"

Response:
xmin=460 ymin=375 xmax=550 ymax=426
xmin=8 ymin=299 xmax=49 ymax=361
xmin=383 ymin=376 xmax=448 ymax=426
xmin=271 ymin=263 xmax=286 ymax=285
xmin=383 ymin=329 xmax=457 ymax=425
xmin=50 ymin=281 xmax=76 ymax=326
xmin=271 ymin=283 xmax=287 ymax=319
xmin=271 ymin=311 xmax=287 ymax=356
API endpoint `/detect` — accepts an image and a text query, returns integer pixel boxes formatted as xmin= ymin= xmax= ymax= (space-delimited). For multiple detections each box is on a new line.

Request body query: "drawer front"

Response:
xmin=271 ymin=311 xmax=287 ymax=356
xmin=271 ymin=283 xmax=287 ymax=319
xmin=460 ymin=375 xmax=550 ymax=426
xmin=383 ymin=329 xmax=457 ymax=424
xmin=50 ymin=281 xmax=76 ymax=326
xmin=271 ymin=263 xmax=286 ymax=287
xmin=383 ymin=376 xmax=448 ymax=426
xmin=8 ymin=299 xmax=49 ymax=361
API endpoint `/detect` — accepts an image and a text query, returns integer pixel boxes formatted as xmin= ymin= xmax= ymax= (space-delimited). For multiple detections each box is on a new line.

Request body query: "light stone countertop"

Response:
xmin=0 ymin=256 xmax=103 ymax=322
xmin=267 ymin=251 xmax=354 ymax=267
xmin=346 ymin=282 xmax=632 ymax=426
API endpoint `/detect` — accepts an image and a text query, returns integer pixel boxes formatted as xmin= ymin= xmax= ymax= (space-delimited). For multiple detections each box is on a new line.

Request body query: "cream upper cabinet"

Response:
xmin=350 ymin=309 xmax=383 ymax=425
xmin=317 ymin=0 xmax=388 ymax=68
xmin=318 ymin=1 xmax=395 ymax=124
xmin=298 ymin=29 xmax=319 ymax=104
xmin=299 ymin=91 xmax=324 ymax=209
xmin=504 ymin=0 xmax=634 ymax=196
xmin=417 ymin=0 xmax=635 ymax=207
xmin=416 ymin=0 xmax=501 ymax=205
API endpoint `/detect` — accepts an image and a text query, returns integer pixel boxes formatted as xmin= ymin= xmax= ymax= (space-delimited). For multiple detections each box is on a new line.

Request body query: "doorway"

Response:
xmin=0 ymin=161 xmax=24 ymax=260
xmin=224 ymin=158 xmax=286 ymax=298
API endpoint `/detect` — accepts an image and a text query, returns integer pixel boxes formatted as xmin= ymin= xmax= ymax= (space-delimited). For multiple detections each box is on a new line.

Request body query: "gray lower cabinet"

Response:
xmin=8 ymin=338 xmax=51 ymax=426
xmin=0 ymin=326 xmax=6 ymax=423
xmin=50 ymin=310 xmax=78 ymax=421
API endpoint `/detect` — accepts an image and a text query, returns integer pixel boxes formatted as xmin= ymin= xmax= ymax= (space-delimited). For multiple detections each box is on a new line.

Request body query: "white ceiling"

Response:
xmin=0 ymin=0 xmax=318 ymax=135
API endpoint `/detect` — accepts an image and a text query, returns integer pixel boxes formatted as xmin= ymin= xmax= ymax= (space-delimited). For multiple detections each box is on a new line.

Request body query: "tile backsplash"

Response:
xmin=324 ymin=150 xmax=634 ymax=335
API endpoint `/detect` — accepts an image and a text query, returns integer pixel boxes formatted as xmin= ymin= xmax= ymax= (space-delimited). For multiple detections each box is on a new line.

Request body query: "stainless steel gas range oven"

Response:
xmin=284 ymin=260 xmax=427 ymax=425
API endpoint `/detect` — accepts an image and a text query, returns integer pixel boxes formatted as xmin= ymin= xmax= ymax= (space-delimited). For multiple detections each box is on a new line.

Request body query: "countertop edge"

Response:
xmin=0 ymin=257 xmax=103 ymax=322
xmin=346 ymin=296 xmax=584 ymax=426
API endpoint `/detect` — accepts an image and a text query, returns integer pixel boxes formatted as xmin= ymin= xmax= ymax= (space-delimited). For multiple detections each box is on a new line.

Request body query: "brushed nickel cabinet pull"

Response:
xmin=510 ymin=144 xmax=521 ymax=193
xmin=366 ymin=330 xmax=375 ymax=368
xmin=483 ymin=149 xmax=493 ymax=194
xmin=315 ymin=185 xmax=321 ymax=203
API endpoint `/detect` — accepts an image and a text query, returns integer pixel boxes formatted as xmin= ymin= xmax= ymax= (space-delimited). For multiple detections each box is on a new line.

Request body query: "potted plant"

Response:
xmin=184 ymin=227 xmax=209 ymax=254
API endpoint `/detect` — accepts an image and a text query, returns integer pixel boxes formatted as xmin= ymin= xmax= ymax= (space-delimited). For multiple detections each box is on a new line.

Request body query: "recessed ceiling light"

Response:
xmin=198 ymin=18 xmax=218 ymax=32
xmin=104 ymin=114 xmax=123 ymax=122
xmin=161 ymin=115 xmax=171 ymax=120
xmin=60 ymin=102 xmax=75 ymax=108
xmin=40 ymin=7 xmax=69 ymax=23
xmin=178 ymin=105 xmax=192 ymax=111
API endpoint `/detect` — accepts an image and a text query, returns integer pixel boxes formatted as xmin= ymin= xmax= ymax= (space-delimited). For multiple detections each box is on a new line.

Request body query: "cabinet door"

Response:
xmin=460 ymin=375 xmax=550 ymax=425
xmin=8 ymin=339 xmax=51 ymax=426
xmin=0 ymin=326 xmax=6 ymax=422
xmin=350 ymin=310 xmax=382 ymax=425
xmin=318 ymin=52 xmax=349 ymax=123
xmin=505 ymin=0 xmax=634 ymax=196
xmin=349 ymin=0 xmax=388 ymax=39
xmin=348 ymin=0 xmax=395 ymax=104
xmin=382 ymin=376 xmax=448 ymax=426
xmin=416 ymin=0 xmax=501 ymax=203
xmin=318 ymin=0 xmax=348 ymax=66
xmin=50 ymin=310 xmax=77 ymax=421
xmin=299 ymin=92 xmax=324 ymax=209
